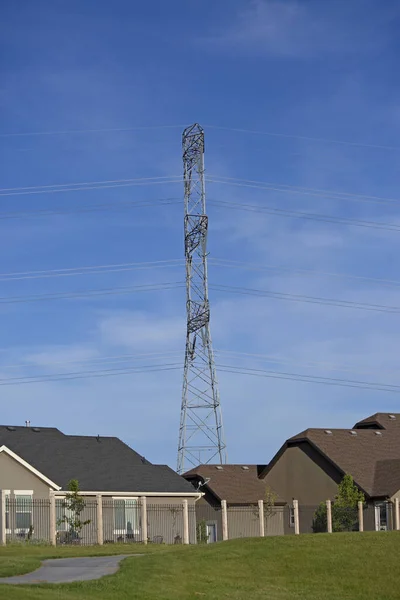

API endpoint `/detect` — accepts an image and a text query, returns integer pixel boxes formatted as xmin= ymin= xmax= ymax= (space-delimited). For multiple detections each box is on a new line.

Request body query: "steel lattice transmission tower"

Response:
xmin=177 ymin=123 xmax=227 ymax=474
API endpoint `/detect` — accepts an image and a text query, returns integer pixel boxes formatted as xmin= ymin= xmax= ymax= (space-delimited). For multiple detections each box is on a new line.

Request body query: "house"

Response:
xmin=260 ymin=412 xmax=400 ymax=532
xmin=183 ymin=464 xmax=287 ymax=541
xmin=0 ymin=424 xmax=200 ymax=543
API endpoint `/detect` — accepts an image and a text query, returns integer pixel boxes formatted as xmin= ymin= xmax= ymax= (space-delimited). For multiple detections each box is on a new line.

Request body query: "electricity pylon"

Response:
xmin=177 ymin=123 xmax=227 ymax=474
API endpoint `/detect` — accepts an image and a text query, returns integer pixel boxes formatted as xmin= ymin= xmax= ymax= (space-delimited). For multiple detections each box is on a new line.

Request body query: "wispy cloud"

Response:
xmin=204 ymin=0 xmax=393 ymax=58
xmin=98 ymin=310 xmax=185 ymax=351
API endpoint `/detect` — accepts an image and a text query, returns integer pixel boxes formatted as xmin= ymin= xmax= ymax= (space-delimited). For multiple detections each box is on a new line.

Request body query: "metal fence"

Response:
xmin=56 ymin=498 xmax=98 ymax=545
xmin=1 ymin=494 xmax=398 ymax=546
xmin=5 ymin=497 xmax=50 ymax=544
xmin=227 ymin=506 xmax=260 ymax=539
xmin=298 ymin=505 xmax=320 ymax=534
xmin=265 ymin=506 xmax=289 ymax=536
xmin=299 ymin=502 xmax=396 ymax=534
xmin=1 ymin=497 xmax=197 ymax=546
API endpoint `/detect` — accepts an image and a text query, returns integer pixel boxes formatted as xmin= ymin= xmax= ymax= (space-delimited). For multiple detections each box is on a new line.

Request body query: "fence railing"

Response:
xmin=1 ymin=491 xmax=399 ymax=546
xmin=0 ymin=492 xmax=197 ymax=547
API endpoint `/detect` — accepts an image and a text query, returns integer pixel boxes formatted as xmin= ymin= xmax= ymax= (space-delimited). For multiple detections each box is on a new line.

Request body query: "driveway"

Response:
xmin=0 ymin=554 xmax=135 ymax=584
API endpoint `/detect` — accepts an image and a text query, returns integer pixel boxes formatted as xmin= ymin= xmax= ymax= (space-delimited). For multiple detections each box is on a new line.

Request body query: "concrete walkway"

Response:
xmin=0 ymin=554 xmax=135 ymax=585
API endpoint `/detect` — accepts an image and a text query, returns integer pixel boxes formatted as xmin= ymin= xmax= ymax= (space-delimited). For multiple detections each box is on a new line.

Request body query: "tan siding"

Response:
xmin=264 ymin=443 xmax=340 ymax=505
xmin=0 ymin=453 xmax=51 ymax=497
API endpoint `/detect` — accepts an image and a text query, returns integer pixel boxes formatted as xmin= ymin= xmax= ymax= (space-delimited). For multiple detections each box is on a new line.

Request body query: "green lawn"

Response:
xmin=1 ymin=533 xmax=399 ymax=599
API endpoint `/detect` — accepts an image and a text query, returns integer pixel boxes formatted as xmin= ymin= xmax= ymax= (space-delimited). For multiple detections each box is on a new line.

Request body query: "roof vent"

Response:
xmin=349 ymin=430 xmax=357 ymax=436
xmin=216 ymin=466 xmax=223 ymax=470
xmin=6 ymin=426 xmax=16 ymax=432
xmin=241 ymin=466 xmax=249 ymax=470
xmin=32 ymin=427 xmax=41 ymax=433
xmin=324 ymin=430 xmax=332 ymax=435
xmin=389 ymin=414 xmax=396 ymax=420
xmin=375 ymin=431 xmax=382 ymax=436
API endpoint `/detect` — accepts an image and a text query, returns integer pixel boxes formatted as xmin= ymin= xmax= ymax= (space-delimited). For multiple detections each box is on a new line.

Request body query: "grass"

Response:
xmin=1 ymin=532 xmax=400 ymax=599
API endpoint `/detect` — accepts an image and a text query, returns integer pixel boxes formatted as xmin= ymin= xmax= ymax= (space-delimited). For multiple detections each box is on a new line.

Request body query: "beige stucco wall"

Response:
xmin=0 ymin=452 xmax=51 ymax=498
xmin=264 ymin=443 xmax=340 ymax=505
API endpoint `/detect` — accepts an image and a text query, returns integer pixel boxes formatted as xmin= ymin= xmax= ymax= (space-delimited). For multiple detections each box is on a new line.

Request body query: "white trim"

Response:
xmin=111 ymin=496 xmax=139 ymax=500
xmin=289 ymin=506 xmax=295 ymax=528
xmin=374 ymin=502 xmax=389 ymax=531
xmin=390 ymin=490 xmax=400 ymax=502
xmin=0 ymin=446 xmax=61 ymax=490
xmin=53 ymin=490 xmax=202 ymax=498
xmin=5 ymin=490 xmax=34 ymax=535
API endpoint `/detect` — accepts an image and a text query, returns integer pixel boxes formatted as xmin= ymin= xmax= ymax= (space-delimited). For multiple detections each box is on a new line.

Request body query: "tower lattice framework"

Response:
xmin=177 ymin=123 xmax=227 ymax=474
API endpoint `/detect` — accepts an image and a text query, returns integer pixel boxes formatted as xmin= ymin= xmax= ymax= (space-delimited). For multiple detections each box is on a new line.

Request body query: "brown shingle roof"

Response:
xmin=354 ymin=413 xmax=400 ymax=430
xmin=373 ymin=460 xmax=400 ymax=497
xmin=288 ymin=417 xmax=400 ymax=498
xmin=183 ymin=464 xmax=282 ymax=504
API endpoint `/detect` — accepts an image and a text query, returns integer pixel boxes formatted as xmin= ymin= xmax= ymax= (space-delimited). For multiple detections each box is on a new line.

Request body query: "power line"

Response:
xmin=1 ymin=358 xmax=400 ymax=392
xmin=209 ymin=199 xmax=400 ymax=233
xmin=210 ymin=257 xmax=400 ymax=290
xmin=2 ymin=266 xmax=399 ymax=312
xmin=2 ymin=254 xmax=398 ymax=289
xmin=2 ymin=172 xmax=396 ymax=207
xmin=0 ymin=178 xmax=182 ymax=198
xmin=1 ymin=347 xmax=396 ymax=380
xmin=0 ymin=198 xmax=180 ymax=221
xmin=210 ymin=283 xmax=400 ymax=314
xmin=0 ymin=175 xmax=182 ymax=193
xmin=216 ymin=364 xmax=400 ymax=394
xmin=215 ymin=349 xmax=400 ymax=379
xmin=1 ymin=122 xmax=395 ymax=152
xmin=0 ymin=125 xmax=184 ymax=138
xmin=0 ymin=281 xmax=184 ymax=305
xmin=207 ymin=176 xmax=400 ymax=207
xmin=0 ymin=350 xmax=183 ymax=371
xmin=0 ymin=363 xmax=183 ymax=386
xmin=204 ymin=125 xmax=400 ymax=152
xmin=0 ymin=258 xmax=184 ymax=282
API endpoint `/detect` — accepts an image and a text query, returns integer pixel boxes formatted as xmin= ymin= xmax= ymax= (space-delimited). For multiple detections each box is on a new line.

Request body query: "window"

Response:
xmin=113 ymin=498 xmax=139 ymax=536
xmin=289 ymin=506 xmax=295 ymax=528
xmin=375 ymin=502 xmax=389 ymax=531
xmin=5 ymin=491 xmax=33 ymax=533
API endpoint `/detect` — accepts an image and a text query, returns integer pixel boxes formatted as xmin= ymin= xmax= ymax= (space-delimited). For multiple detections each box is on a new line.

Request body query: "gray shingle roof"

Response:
xmin=0 ymin=425 xmax=196 ymax=494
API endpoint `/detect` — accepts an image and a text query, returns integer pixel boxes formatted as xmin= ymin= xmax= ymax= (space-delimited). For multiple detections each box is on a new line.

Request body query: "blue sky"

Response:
xmin=1 ymin=0 xmax=400 ymax=469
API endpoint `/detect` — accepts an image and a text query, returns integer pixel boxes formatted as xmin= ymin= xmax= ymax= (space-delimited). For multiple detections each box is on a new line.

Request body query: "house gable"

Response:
xmin=0 ymin=446 xmax=60 ymax=496
xmin=263 ymin=441 xmax=342 ymax=505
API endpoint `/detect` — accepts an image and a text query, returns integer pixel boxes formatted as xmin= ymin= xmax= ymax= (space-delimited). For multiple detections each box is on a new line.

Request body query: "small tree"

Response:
xmin=196 ymin=519 xmax=208 ymax=544
xmin=333 ymin=474 xmax=364 ymax=532
xmin=264 ymin=486 xmax=277 ymax=518
xmin=264 ymin=485 xmax=277 ymax=533
xmin=312 ymin=474 xmax=364 ymax=533
xmin=312 ymin=502 xmax=328 ymax=533
xmin=57 ymin=479 xmax=91 ymax=542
